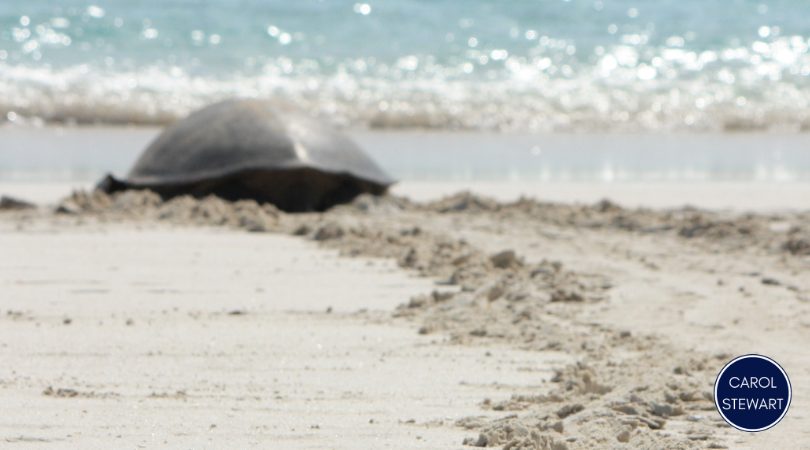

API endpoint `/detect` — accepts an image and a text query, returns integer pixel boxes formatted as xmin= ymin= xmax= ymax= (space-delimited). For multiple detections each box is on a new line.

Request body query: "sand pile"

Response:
xmin=782 ymin=226 xmax=810 ymax=256
xmin=53 ymin=189 xmax=281 ymax=232
xmin=420 ymin=192 xmax=810 ymax=258
xmin=3 ymin=188 xmax=807 ymax=260
xmin=0 ymin=195 xmax=36 ymax=211
xmin=27 ymin=189 xmax=809 ymax=261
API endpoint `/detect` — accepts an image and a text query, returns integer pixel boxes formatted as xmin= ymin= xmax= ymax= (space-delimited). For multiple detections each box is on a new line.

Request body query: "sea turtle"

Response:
xmin=97 ymin=99 xmax=394 ymax=212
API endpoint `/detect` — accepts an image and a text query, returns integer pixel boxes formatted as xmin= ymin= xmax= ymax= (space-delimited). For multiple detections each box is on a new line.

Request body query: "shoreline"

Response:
xmin=3 ymin=126 xmax=810 ymax=184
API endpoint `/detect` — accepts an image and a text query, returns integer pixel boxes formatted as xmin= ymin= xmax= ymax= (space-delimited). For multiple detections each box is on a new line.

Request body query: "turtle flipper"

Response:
xmin=95 ymin=174 xmax=128 ymax=194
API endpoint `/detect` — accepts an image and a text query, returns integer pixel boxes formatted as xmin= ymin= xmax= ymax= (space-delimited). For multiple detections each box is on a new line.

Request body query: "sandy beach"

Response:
xmin=5 ymin=0 xmax=810 ymax=446
xmin=2 ymin=183 xmax=809 ymax=449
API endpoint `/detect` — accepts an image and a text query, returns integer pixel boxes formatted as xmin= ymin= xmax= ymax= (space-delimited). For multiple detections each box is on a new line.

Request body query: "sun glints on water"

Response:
xmin=2 ymin=1 xmax=810 ymax=133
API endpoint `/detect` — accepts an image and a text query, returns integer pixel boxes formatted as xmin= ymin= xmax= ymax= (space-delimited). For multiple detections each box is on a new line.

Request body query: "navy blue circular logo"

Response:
xmin=714 ymin=354 xmax=791 ymax=432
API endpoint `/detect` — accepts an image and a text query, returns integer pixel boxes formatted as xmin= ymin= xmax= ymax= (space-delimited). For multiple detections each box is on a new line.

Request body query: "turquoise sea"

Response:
xmin=2 ymin=0 xmax=810 ymax=132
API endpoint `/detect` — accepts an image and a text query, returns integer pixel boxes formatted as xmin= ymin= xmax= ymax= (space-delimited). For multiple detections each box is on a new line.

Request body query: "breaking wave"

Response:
xmin=4 ymin=13 xmax=810 ymax=133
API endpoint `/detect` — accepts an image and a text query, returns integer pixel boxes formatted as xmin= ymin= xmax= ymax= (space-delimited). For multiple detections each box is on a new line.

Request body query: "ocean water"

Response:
xmin=2 ymin=0 xmax=810 ymax=132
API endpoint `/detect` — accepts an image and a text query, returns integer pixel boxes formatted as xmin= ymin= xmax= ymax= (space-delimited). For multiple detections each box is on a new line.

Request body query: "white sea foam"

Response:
xmin=3 ymin=0 xmax=810 ymax=132
xmin=3 ymin=36 xmax=810 ymax=133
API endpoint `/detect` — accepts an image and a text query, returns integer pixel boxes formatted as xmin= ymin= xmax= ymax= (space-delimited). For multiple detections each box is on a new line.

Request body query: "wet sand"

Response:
xmin=3 ymin=126 xmax=810 ymax=184
xmin=2 ymin=186 xmax=810 ymax=448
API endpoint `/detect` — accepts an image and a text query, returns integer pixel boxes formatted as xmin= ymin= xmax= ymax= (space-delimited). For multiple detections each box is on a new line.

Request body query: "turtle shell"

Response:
xmin=98 ymin=99 xmax=394 ymax=212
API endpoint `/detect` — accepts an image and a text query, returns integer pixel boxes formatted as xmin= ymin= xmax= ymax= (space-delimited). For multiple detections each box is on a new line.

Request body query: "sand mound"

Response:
xmin=420 ymin=192 xmax=810 ymax=258
xmin=55 ymin=189 xmax=281 ymax=232
xmin=0 ymin=195 xmax=36 ymax=211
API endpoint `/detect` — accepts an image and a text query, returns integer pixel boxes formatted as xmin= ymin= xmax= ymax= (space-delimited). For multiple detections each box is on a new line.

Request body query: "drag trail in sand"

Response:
xmin=424 ymin=204 xmax=810 ymax=448
xmin=2 ymin=188 xmax=810 ymax=448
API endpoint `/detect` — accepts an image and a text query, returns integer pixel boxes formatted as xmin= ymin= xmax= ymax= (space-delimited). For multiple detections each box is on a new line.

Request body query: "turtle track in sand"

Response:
xmin=9 ymin=189 xmax=810 ymax=448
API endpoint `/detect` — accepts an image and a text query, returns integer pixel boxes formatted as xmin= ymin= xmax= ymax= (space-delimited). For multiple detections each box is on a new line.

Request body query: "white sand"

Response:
xmin=0 ymin=220 xmax=570 ymax=448
xmin=2 ymin=224 xmax=435 ymax=313
xmin=3 ymin=182 xmax=810 ymax=448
